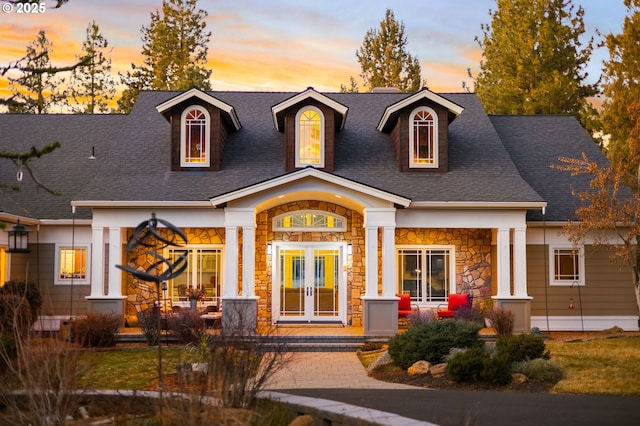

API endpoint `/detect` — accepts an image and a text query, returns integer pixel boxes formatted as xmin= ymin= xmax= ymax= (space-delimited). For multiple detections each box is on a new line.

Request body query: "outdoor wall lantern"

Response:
xmin=7 ymin=220 xmax=31 ymax=253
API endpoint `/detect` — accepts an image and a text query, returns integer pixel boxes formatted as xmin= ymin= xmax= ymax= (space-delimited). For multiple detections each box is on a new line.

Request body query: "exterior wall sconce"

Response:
xmin=266 ymin=244 xmax=272 ymax=256
xmin=347 ymin=244 xmax=353 ymax=255
xmin=7 ymin=220 xmax=31 ymax=253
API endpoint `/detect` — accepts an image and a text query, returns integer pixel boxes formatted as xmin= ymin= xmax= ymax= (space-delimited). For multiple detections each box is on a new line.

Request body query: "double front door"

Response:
xmin=273 ymin=243 xmax=346 ymax=323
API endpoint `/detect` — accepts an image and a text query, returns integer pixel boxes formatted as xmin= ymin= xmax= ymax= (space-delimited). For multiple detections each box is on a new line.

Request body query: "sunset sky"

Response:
xmin=0 ymin=0 xmax=630 ymax=103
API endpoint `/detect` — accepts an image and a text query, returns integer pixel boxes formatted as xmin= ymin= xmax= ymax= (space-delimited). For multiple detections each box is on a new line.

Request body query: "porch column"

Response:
xmin=513 ymin=227 xmax=528 ymax=297
xmin=224 ymin=225 xmax=239 ymax=297
xmin=242 ymin=225 xmax=256 ymax=297
xmin=107 ymin=227 xmax=122 ymax=297
xmin=86 ymin=226 xmax=125 ymax=317
xmin=89 ymin=227 xmax=105 ymax=297
xmin=495 ymin=228 xmax=511 ymax=297
xmin=364 ymin=225 xmax=378 ymax=297
xmin=381 ymin=226 xmax=396 ymax=298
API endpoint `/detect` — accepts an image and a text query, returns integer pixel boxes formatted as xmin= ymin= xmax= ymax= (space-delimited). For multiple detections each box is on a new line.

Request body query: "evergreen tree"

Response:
xmin=339 ymin=76 xmax=360 ymax=93
xmin=600 ymin=0 xmax=640 ymax=178
xmin=474 ymin=0 xmax=597 ymax=128
xmin=69 ymin=21 xmax=115 ymax=114
xmin=356 ymin=9 xmax=422 ymax=92
xmin=7 ymin=30 xmax=68 ymax=114
xmin=117 ymin=0 xmax=212 ymax=113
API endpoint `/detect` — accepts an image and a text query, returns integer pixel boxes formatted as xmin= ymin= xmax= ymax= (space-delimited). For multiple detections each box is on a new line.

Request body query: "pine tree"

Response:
xmin=474 ymin=0 xmax=597 ymax=127
xmin=339 ymin=76 xmax=360 ymax=93
xmin=600 ymin=0 xmax=640 ymax=178
xmin=117 ymin=0 xmax=212 ymax=113
xmin=69 ymin=21 xmax=115 ymax=114
xmin=7 ymin=30 xmax=68 ymax=114
xmin=356 ymin=9 xmax=422 ymax=92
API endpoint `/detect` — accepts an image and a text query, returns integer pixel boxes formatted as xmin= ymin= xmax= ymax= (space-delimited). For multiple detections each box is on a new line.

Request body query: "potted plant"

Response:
xmin=187 ymin=285 xmax=206 ymax=310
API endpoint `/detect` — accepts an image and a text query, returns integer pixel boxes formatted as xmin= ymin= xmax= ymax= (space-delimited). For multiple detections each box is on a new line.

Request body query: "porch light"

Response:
xmin=7 ymin=220 xmax=31 ymax=253
xmin=266 ymin=244 xmax=272 ymax=256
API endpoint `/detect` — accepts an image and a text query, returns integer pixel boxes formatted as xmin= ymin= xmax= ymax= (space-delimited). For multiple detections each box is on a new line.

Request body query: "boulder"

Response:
xmin=367 ymin=350 xmax=393 ymax=373
xmin=289 ymin=414 xmax=314 ymax=426
xmin=430 ymin=363 xmax=447 ymax=378
xmin=512 ymin=373 xmax=528 ymax=384
xmin=408 ymin=360 xmax=431 ymax=376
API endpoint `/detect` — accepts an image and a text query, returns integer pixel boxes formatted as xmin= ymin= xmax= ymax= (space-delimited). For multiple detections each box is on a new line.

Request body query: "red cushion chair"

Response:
xmin=437 ymin=293 xmax=471 ymax=319
xmin=397 ymin=293 xmax=416 ymax=318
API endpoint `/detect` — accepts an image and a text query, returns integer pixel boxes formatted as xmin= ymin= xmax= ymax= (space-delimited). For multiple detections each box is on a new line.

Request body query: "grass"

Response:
xmin=76 ymin=347 xmax=183 ymax=390
xmin=546 ymin=335 xmax=640 ymax=396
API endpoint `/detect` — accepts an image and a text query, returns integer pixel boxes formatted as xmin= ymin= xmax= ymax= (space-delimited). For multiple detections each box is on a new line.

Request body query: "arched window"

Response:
xmin=295 ymin=107 xmax=324 ymax=167
xmin=181 ymin=105 xmax=210 ymax=167
xmin=273 ymin=211 xmax=346 ymax=232
xmin=409 ymin=106 xmax=438 ymax=168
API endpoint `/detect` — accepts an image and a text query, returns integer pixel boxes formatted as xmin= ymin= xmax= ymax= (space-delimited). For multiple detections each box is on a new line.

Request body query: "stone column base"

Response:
xmin=221 ymin=297 xmax=258 ymax=335
xmin=492 ymin=297 xmax=532 ymax=334
xmin=86 ymin=297 xmax=127 ymax=324
xmin=362 ymin=297 xmax=398 ymax=336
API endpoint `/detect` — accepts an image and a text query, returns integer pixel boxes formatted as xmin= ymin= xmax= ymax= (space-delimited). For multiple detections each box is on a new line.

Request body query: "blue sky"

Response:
xmin=0 ymin=0 xmax=630 ymax=97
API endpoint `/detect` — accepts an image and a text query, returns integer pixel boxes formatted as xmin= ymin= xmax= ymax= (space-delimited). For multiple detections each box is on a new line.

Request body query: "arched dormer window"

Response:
xmin=273 ymin=210 xmax=346 ymax=232
xmin=295 ymin=106 xmax=324 ymax=167
xmin=409 ymin=106 xmax=438 ymax=168
xmin=181 ymin=105 xmax=210 ymax=167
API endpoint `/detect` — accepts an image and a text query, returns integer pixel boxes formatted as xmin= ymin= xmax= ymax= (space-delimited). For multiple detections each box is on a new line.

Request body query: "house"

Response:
xmin=0 ymin=87 xmax=637 ymax=335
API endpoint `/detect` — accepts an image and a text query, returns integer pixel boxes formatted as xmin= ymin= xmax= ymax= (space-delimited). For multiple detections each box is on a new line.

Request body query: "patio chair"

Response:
xmin=437 ymin=293 xmax=472 ymax=319
xmin=397 ymin=293 xmax=418 ymax=318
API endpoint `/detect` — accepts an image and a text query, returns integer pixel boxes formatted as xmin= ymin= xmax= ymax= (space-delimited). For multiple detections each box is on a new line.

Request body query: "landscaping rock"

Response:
xmin=603 ymin=325 xmax=624 ymax=335
xmin=366 ymin=350 xmax=393 ymax=373
xmin=512 ymin=373 xmax=528 ymax=384
xmin=408 ymin=360 xmax=431 ymax=376
xmin=430 ymin=363 xmax=447 ymax=378
xmin=289 ymin=414 xmax=314 ymax=426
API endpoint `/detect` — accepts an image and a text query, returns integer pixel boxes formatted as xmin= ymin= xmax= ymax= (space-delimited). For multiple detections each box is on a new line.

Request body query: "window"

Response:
xmin=296 ymin=107 xmax=324 ymax=167
xmin=550 ymin=246 xmax=584 ymax=286
xmin=168 ymin=247 xmax=222 ymax=301
xmin=55 ymin=245 xmax=90 ymax=285
xmin=273 ymin=211 xmax=346 ymax=232
xmin=180 ymin=106 xmax=210 ymax=167
xmin=397 ymin=246 xmax=454 ymax=303
xmin=409 ymin=106 xmax=438 ymax=168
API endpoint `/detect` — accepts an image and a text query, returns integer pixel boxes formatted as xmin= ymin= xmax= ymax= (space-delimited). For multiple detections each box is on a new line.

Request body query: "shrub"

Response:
xmin=497 ymin=333 xmax=550 ymax=363
xmin=0 ymin=281 xmax=42 ymax=334
xmin=489 ymin=308 xmax=514 ymax=337
xmin=513 ymin=358 xmax=563 ymax=383
xmin=388 ymin=319 xmax=483 ymax=369
xmin=454 ymin=305 xmax=484 ymax=325
xmin=481 ymin=354 xmax=512 ymax=385
xmin=407 ymin=309 xmax=436 ymax=327
xmin=168 ymin=309 xmax=206 ymax=344
xmin=70 ymin=312 xmax=121 ymax=347
xmin=359 ymin=342 xmax=384 ymax=352
xmin=137 ymin=308 xmax=161 ymax=345
xmin=447 ymin=347 xmax=488 ymax=383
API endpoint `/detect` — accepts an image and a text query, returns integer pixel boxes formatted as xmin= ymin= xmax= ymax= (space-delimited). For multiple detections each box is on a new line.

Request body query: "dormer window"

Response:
xmin=410 ymin=106 xmax=438 ymax=168
xmin=296 ymin=107 xmax=324 ymax=167
xmin=181 ymin=105 xmax=210 ymax=167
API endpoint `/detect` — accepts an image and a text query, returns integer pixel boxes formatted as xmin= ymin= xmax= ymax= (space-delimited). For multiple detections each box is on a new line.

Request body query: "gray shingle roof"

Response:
xmin=3 ymin=90 xmax=591 ymax=222
xmin=490 ymin=114 xmax=607 ymax=222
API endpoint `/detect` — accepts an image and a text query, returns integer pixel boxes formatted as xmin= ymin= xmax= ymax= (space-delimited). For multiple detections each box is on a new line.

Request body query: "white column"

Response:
xmin=364 ymin=226 xmax=378 ymax=297
xmin=107 ymin=227 xmax=122 ymax=297
xmin=224 ymin=226 xmax=238 ymax=297
xmin=90 ymin=227 xmax=105 ymax=297
xmin=513 ymin=227 xmax=528 ymax=297
xmin=381 ymin=226 xmax=396 ymax=297
xmin=242 ymin=225 xmax=255 ymax=297
xmin=496 ymin=228 xmax=512 ymax=297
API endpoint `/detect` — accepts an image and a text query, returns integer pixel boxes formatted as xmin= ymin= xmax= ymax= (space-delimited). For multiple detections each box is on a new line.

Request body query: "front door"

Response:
xmin=273 ymin=243 xmax=346 ymax=323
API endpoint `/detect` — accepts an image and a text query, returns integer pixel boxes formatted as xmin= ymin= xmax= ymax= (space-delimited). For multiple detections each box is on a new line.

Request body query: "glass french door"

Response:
xmin=274 ymin=243 xmax=345 ymax=323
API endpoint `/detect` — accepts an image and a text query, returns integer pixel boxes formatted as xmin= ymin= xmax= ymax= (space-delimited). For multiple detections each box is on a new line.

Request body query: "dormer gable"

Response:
xmin=156 ymin=88 xmax=241 ymax=171
xmin=377 ymin=88 xmax=464 ymax=172
xmin=271 ymin=87 xmax=348 ymax=172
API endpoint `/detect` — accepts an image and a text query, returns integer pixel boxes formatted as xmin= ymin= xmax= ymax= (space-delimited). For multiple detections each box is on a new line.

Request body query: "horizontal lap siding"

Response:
xmin=528 ymin=245 xmax=636 ymax=316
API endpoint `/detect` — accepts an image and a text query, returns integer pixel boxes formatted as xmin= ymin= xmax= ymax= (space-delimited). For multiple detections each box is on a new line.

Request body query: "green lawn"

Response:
xmin=546 ymin=336 xmax=640 ymax=396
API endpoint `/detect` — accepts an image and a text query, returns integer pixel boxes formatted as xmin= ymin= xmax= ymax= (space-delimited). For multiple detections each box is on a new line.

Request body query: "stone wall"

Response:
xmin=395 ymin=228 xmax=493 ymax=304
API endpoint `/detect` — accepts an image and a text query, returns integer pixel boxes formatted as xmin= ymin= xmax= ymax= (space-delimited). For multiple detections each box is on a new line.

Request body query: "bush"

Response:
xmin=489 ymin=308 xmax=515 ymax=337
xmin=0 ymin=281 xmax=42 ymax=334
xmin=447 ymin=347 xmax=488 ymax=383
xmin=388 ymin=319 xmax=483 ymax=369
xmin=70 ymin=312 xmax=121 ymax=347
xmin=137 ymin=308 xmax=161 ymax=345
xmin=454 ymin=305 xmax=484 ymax=325
xmin=481 ymin=355 xmax=512 ymax=385
xmin=168 ymin=309 xmax=206 ymax=344
xmin=496 ymin=333 xmax=549 ymax=363
xmin=513 ymin=358 xmax=563 ymax=383
xmin=406 ymin=309 xmax=436 ymax=327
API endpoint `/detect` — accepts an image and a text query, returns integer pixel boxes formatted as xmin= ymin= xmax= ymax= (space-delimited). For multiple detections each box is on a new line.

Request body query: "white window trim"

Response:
xmin=295 ymin=106 xmax=325 ymax=168
xmin=396 ymin=244 xmax=455 ymax=305
xmin=273 ymin=210 xmax=347 ymax=232
xmin=180 ymin=105 xmax=211 ymax=167
xmin=409 ymin=106 xmax=438 ymax=169
xmin=54 ymin=243 xmax=91 ymax=285
xmin=549 ymin=245 xmax=585 ymax=286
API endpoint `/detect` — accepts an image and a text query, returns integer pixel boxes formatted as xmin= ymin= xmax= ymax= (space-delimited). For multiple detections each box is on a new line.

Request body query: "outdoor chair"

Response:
xmin=437 ymin=293 xmax=472 ymax=319
xmin=397 ymin=293 xmax=418 ymax=318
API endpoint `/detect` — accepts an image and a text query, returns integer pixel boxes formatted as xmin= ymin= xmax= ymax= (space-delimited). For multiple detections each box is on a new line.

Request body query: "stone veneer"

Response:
xmin=124 ymin=227 xmax=225 ymax=320
xmin=395 ymin=228 xmax=493 ymax=304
